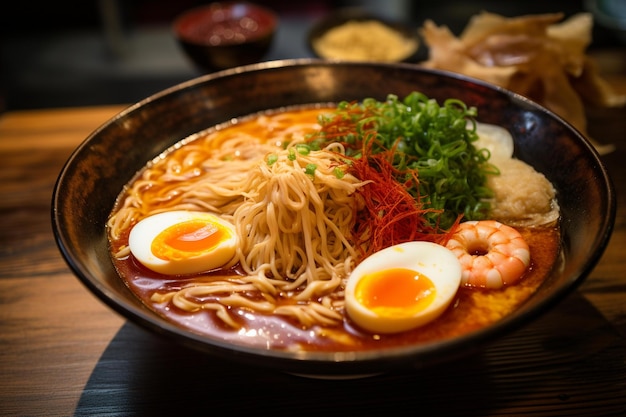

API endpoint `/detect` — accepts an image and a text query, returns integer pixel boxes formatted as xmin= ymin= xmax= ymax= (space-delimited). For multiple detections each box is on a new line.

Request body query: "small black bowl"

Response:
xmin=52 ymin=60 xmax=615 ymax=377
xmin=173 ymin=1 xmax=277 ymax=72
xmin=308 ymin=8 xmax=423 ymax=63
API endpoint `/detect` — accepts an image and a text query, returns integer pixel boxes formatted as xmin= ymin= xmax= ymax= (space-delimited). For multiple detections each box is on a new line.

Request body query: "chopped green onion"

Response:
xmin=310 ymin=91 xmax=496 ymax=228
xmin=295 ymin=144 xmax=311 ymax=155
xmin=267 ymin=154 xmax=278 ymax=165
xmin=333 ymin=167 xmax=345 ymax=179
xmin=304 ymin=163 xmax=317 ymax=176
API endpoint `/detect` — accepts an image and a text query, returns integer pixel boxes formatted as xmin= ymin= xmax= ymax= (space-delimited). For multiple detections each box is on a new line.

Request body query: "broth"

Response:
xmin=112 ymin=226 xmax=560 ymax=351
xmin=108 ymin=105 xmax=561 ymax=352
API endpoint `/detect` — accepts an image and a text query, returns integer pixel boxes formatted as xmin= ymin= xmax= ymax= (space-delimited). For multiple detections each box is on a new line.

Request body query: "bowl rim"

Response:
xmin=51 ymin=58 xmax=617 ymax=375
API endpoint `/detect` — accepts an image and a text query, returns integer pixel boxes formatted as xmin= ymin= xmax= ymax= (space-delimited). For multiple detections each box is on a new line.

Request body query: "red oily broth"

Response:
xmin=111 ymin=226 xmax=560 ymax=351
xmin=108 ymin=106 xmax=562 ymax=352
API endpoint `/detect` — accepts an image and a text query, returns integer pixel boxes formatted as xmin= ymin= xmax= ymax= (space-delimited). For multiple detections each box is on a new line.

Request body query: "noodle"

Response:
xmin=107 ymin=105 xmax=561 ymax=345
xmin=233 ymin=149 xmax=365 ymax=284
xmin=108 ymin=108 xmax=369 ymax=328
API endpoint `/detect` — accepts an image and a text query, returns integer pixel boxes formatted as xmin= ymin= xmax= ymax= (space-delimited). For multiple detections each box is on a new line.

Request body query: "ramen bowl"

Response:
xmin=52 ymin=60 xmax=615 ymax=376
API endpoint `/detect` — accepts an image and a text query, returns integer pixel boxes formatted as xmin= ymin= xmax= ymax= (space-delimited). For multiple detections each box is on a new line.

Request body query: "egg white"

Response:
xmin=128 ymin=210 xmax=238 ymax=275
xmin=344 ymin=241 xmax=462 ymax=334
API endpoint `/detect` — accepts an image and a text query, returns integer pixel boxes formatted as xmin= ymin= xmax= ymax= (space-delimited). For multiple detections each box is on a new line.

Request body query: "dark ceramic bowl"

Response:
xmin=173 ymin=2 xmax=277 ymax=72
xmin=52 ymin=60 xmax=615 ymax=377
xmin=308 ymin=8 xmax=423 ymax=62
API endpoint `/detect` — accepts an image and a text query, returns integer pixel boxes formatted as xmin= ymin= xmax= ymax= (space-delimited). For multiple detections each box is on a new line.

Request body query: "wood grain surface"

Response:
xmin=1 ymin=57 xmax=625 ymax=416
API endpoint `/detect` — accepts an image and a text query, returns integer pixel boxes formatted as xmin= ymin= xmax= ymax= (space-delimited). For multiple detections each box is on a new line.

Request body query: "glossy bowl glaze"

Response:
xmin=52 ymin=60 xmax=615 ymax=376
xmin=173 ymin=1 xmax=277 ymax=72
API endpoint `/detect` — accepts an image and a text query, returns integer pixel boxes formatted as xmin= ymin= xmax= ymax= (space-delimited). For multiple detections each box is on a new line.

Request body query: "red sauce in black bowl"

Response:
xmin=174 ymin=2 xmax=277 ymax=46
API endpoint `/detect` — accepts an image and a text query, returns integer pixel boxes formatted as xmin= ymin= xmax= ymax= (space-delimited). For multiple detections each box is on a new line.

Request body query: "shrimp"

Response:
xmin=445 ymin=220 xmax=530 ymax=289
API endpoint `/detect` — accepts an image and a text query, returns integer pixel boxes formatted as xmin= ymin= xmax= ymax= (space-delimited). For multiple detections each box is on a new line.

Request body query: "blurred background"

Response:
xmin=1 ymin=0 xmax=623 ymax=112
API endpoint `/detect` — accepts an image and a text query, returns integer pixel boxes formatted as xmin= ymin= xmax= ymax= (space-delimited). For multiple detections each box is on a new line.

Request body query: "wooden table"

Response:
xmin=2 ymin=61 xmax=626 ymax=416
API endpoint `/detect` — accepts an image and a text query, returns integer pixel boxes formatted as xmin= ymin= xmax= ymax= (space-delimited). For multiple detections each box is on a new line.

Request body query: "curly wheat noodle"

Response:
xmin=233 ymin=149 xmax=366 ymax=300
xmin=107 ymin=135 xmax=276 ymax=243
xmin=107 ymin=115 xmax=369 ymax=329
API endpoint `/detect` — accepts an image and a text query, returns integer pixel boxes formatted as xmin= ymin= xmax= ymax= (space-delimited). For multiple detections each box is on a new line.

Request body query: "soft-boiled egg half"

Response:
xmin=128 ymin=210 xmax=238 ymax=275
xmin=345 ymin=241 xmax=462 ymax=334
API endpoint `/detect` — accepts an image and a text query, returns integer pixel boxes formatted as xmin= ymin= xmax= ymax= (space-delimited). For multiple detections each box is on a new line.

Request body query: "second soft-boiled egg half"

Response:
xmin=128 ymin=210 xmax=238 ymax=275
xmin=345 ymin=241 xmax=462 ymax=334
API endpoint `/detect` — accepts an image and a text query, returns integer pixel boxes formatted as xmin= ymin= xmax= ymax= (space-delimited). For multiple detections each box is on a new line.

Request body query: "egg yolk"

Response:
xmin=151 ymin=219 xmax=230 ymax=260
xmin=354 ymin=268 xmax=437 ymax=317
